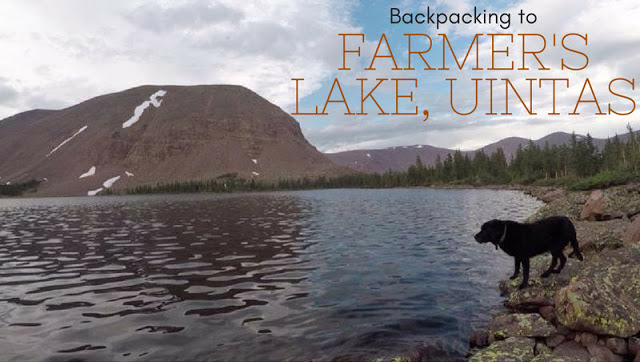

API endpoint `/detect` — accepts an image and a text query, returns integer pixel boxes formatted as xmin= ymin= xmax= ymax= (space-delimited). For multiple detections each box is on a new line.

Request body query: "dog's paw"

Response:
xmin=509 ymin=274 xmax=519 ymax=280
xmin=540 ymin=272 xmax=550 ymax=278
xmin=552 ymin=269 xmax=562 ymax=274
xmin=569 ymin=252 xmax=585 ymax=261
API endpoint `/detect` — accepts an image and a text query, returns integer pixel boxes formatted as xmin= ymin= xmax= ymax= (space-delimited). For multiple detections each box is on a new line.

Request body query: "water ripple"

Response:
xmin=0 ymin=189 xmax=541 ymax=361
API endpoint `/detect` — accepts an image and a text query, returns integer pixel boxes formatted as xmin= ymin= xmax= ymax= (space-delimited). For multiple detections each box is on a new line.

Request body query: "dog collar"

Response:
xmin=498 ymin=224 xmax=508 ymax=246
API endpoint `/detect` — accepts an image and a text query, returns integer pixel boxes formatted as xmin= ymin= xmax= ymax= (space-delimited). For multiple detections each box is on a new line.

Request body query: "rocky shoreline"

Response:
xmin=467 ymin=184 xmax=640 ymax=362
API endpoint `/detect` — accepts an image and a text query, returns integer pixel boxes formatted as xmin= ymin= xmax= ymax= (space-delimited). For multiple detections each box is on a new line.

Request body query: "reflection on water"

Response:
xmin=0 ymin=189 xmax=541 ymax=361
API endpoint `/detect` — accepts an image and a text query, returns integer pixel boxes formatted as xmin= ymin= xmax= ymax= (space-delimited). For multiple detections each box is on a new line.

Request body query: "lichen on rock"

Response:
xmin=499 ymin=256 xmax=583 ymax=310
xmin=555 ymin=243 xmax=640 ymax=337
xmin=468 ymin=337 xmax=535 ymax=362
xmin=488 ymin=313 xmax=556 ymax=340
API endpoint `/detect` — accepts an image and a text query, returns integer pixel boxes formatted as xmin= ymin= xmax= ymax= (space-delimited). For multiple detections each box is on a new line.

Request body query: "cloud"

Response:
xmin=0 ymin=0 xmax=637 ymax=154
xmin=126 ymin=1 xmax=243 ymax=32
xmin=0 ymin=81 xmax=18 ymax=103
xmin=300 ymin=0 xmax=640 ymax=152
xmin=0 ymin=0 xmax=360 ymax=119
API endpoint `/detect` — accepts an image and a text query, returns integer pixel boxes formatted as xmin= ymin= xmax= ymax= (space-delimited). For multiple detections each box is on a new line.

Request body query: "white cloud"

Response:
xmin=0 ymin=0 xmax=360 ymax=118
xmin=0 ymin=0 xmax=638 ymax=154
xmin=303 ymin=0 xmax=640 ymax=152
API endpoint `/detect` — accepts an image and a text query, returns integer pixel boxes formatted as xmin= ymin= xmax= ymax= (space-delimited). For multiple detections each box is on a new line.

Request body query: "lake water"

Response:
xmin=0 ymin=189 xmax=542 ymax=361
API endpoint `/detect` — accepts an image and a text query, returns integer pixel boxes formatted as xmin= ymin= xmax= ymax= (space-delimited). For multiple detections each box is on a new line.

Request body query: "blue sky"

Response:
xmin=0 ymin=0 xmax=638 ymax=152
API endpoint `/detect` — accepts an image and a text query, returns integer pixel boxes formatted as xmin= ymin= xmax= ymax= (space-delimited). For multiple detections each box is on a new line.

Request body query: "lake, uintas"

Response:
xmin=0 ymin=189 xmax=542 ymax=361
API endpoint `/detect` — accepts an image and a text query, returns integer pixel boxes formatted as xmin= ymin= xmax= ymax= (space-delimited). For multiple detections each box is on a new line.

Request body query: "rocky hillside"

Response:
xmin=324 ymin=144 xmax=453 ymax=174
xmin=0 ymin=85 xmax=344 ymax=196
xmin=326 ymin=132 xmax=627 ymax=173
xmin=467 ymin=184 xmax=640 ymax=362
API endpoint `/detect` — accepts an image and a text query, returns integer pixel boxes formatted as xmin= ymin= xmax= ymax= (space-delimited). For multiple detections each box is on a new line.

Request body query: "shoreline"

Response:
xmin=2 ymin=183 xmax=538 ymax=200
xmin=465 ymin=183 xmax=640 ymax=362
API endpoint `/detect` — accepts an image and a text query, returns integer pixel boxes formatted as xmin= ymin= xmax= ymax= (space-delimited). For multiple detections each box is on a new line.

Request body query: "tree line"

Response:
xmin=0 ymin=179 xmax=40 ymax=196
xmin=4 ymin=127 xmax=636 ymax=197
xmin=122 ymin=125 xmax=640 ymax=195
xmin=406 ymin=125 xmax=640 ymax=189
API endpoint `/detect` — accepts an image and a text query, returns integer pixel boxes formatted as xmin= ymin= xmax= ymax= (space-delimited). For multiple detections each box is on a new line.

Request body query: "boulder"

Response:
xmin=580 ymin=190 xmax=606 ymax=221
xmin=574 ymin=219 xmax=627 ymax=253
xmin=540 ymin=188 xmax=567 ymax=203
xmin=468 ymin=337 xmax=535 ymax=362
xmin=488 ymin=313 xmax=556 ymax=340
xmin=546 ymin=334 xmax=567 ymax=348
xmin=530 ymin=190 xmax=589 ymax=221
xmin=576 ymin=332 xmax=598 ymax=347
xmin=605 ymin=337 xmax=627 ymax=355
xmin=553 ymin=341 xmax=590 ymax=362
xmin=531 ymin=354 xmax=583 ymax=362
xmin=586 ymin=344 xmax=623 ymax=362
xmin=623 ymin=217 xmax=640 ymax=244
xmin=603 ymin=183 xmax=640 ymax=217
xmin=500 ymin=257 xmax=583 ymax=310
xmin=556 ymin=325 xmax=571 ymax=335
xmin=539 ymin=306 xmax=557 ymax=324
xmin=629 ymin=337 xmax=640 ymax=357
xmin=555 ymin=243 xmax=640 ymax=337
xmin=470 ymin=329 xmax=490 ymax=348
xmin=535 ymin=341 xmax=552 ymax=355
xmin=503 ymin=285 xmax=555 ymax=310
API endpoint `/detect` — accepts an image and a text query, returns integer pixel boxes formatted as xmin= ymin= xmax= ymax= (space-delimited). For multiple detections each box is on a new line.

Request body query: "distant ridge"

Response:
xmin=325 ymin=131 xmax=633 ymax=173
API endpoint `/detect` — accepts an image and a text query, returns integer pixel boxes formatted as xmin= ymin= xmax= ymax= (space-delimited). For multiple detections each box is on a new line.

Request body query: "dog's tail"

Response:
xmin=567 ymin=225 xmax=584 ymax=261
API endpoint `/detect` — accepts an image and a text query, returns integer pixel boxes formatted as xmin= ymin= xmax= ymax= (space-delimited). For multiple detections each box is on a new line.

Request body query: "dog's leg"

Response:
xmin=541 ymin=254 xmax=558 ymax=278
xmin=509 ymin=258 xmax=521 ymax=280
xmin=518 ymin=258 xmax=530 ymax=289
xmin=553 ymin=252 xmax=567 ymax=273
xmin=568 ymin=224 xmax=584 ymax=261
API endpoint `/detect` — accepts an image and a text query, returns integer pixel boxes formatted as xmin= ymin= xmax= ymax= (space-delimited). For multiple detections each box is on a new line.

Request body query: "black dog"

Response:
xmin=474 ymin=216 xmax=584 ymax=289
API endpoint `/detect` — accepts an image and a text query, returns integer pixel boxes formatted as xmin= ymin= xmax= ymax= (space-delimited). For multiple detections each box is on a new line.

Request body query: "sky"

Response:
xmin=0 ymin=0 xmax=638 ymax=153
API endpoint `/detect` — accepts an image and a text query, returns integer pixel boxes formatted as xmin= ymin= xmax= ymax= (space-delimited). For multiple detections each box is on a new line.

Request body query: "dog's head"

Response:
xmin=474 ymin=219 xmax=506 ymax=248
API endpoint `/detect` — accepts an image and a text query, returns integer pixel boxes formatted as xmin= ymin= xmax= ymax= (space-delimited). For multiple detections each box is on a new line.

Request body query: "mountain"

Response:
xmin=324 ymin=145 xmax=454 ymax=174
xmin=0 ymin=85 xmax=344 ymax=196
xmin=325 ymin=131 xmax=631 ymax=173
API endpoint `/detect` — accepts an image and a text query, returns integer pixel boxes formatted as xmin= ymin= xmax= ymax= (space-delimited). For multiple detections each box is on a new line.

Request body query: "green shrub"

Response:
xmin=569 ymin=170 xmax=640 ymax=191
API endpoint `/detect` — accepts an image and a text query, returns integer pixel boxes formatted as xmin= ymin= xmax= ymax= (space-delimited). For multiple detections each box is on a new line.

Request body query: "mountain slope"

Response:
xmin=0 ymin=85 xmax=344 ymax=196
xmin=325 ymin=145 xmax=454 ymax=174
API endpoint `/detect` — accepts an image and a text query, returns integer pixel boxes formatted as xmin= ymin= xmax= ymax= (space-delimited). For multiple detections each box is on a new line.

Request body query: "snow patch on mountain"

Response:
xmin=79 ymin=166 xmax=96 ymax=179
xmin=87 ymin=188 xmax=103 ymax=196
xmin=122 ymin=90 xmax=167 ymax=128
xmin=46 ymin=126 xmax=88 ymax=157
xmin=88 ymin=175 xmax=121 ymax=196
xmin=103 ymin=176 xmax=121 ymax=188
